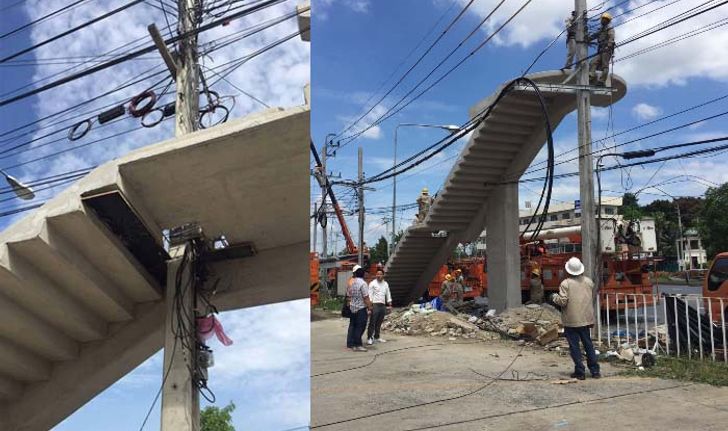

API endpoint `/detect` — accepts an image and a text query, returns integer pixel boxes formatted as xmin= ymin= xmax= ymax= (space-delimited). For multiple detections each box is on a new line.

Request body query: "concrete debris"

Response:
xmin=606 ymin=344 xmax=658 ymax=368
xmin=552 ymin=379 xmax=577 ymax=384
xmin=382 ymin=302 xmax=566 ymax=348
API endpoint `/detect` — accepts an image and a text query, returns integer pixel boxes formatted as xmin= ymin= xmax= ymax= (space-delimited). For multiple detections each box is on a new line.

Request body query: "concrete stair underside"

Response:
xmin=385 ymin=71 xmax=627 ymax=306
xmin=0 ymin=105 xmax=310 ymax=430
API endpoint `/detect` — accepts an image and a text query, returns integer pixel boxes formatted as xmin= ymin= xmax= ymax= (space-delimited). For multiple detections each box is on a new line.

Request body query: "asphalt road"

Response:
xmin=312 ymin=317 xmax=728 ymax=431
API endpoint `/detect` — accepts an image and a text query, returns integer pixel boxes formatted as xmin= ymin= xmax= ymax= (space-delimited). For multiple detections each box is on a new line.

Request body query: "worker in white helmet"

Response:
xmin=551 ymin=257 xmax=601 ymax=380
xmin=589 ymin=12 xmax=615 ymax=87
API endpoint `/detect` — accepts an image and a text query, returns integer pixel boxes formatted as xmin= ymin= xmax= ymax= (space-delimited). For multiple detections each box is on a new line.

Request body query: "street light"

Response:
xmin=391 ymin=123 xmax=462 ymax=255
xmin=0 ymin=169 xmax=35 ymax=200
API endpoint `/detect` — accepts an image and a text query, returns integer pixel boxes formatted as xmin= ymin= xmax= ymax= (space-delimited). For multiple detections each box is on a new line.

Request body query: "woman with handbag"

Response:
xmin=344 ymin=265 xmax=373 ymax=351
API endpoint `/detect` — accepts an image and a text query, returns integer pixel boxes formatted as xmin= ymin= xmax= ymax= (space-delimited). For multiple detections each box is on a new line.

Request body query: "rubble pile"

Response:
xmin=456 ymin=302 xmax=564 ymax=346
xmin=381 ymin=307 xmax=500 ymax=340
xmin=381 ymin=302 xmax=564 ymax=346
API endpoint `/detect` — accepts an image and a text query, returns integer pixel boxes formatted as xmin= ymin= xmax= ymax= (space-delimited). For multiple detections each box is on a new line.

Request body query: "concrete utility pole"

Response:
xmin=358 ymin=147 xmax=364 ymax=267
xmin=162 ymin=1 xmax=201 ymax=430
xmin=575 ymin=0 xmax=598 ymax=287
xmin=676 ymin=202 xmax=684 ymax=271
xmin=312 ymin=201 xmax=318 ymax=253
xmin=321 ymin=141 xmax=328 ymax=257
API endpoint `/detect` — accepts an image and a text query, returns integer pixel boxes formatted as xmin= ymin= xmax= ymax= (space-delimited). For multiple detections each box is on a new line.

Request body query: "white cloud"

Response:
xmin=632 ymin=102 xmax=663 ymax=120
xmin=449 ymin=0 xmax=728 ymax=87
xmin=452 ymin=0 xmax=568 ymax=48
xmin=316 ymin=0 xmax=371 ymax=20
xmin=338 ymin=103 xmax=389 ymax=141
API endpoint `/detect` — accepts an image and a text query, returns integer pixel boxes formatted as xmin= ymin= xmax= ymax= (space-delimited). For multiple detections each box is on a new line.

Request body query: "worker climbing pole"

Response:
xmin=588 ymin=12 xmax=616 ymax=87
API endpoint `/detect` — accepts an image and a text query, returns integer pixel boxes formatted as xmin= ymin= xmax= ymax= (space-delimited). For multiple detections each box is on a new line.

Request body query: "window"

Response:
xmin=575 ymin=212 xmax=581 ymax=218
xmin=562 ymin=213 xmax=571 ymax=220
xmin=690 ymin=240 xmax=700 ymax=250
xmin=708 ymin=257 xmax=728 ymax=292
xmin=604 ymin=207 xmax=615 ymax=215
xmin=550 ymin=214 xmax=558 ymax=221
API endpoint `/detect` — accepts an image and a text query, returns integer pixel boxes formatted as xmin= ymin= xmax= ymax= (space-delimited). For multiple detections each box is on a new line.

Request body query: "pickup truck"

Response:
xmin=703 ymin=252 xmax=728 ymax=323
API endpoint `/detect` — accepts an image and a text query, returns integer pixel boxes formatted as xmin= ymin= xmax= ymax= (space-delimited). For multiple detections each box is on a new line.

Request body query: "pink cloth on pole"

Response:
xmin=196 ymin=315 xmax=233 ymax=346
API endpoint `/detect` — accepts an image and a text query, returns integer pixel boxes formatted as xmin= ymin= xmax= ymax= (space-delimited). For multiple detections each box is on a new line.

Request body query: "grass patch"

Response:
xmin=318 ymin=296 xmax=344 ymax=312
xmin=619 ymin=356 xmax=728 ymax=386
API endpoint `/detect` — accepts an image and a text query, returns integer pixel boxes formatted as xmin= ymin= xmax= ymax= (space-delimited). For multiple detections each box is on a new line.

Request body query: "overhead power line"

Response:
xmin=339 ymin=0 xmax=534 ymax=147
xmin=0 ymin=0 xmax=92 ymax=40
xmin=0 ymin=0 xmax=146 ymax=63
xmin=0 ymin=6 xmax=301 ymax=140
xmin=334 ymin=0 xmax=478 ymax=140
xmin=0 ymin=0 xmax=287 ymax=107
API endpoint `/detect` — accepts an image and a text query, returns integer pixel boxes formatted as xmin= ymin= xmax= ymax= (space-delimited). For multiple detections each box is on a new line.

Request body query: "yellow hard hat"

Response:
xmin=422 ymin=187 xmax=429 ymax=194
xmin=445 ymin=274 xmax=452 ymax=281
xmin=601 ymin=12 xmax=612 ymax=22
xmin=531 ymin=268 xmax=541 ymax=276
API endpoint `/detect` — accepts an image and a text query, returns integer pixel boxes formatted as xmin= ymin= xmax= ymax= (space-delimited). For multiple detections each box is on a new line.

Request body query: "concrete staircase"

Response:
xmin=0 ymin=106 xmax=309 ymax=430
xmin=385 ymin=71 xmax=627 ymax=306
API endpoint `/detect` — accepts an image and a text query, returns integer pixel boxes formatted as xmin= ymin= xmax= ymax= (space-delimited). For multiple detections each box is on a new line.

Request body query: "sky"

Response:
xmin=0 ymin=0 xmax=310 ymax=430
xmin=311 ymin=0 xmax=728 ymax=255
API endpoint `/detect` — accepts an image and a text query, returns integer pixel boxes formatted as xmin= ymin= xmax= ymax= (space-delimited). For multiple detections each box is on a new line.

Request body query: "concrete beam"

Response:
xmin=1 ymin=244 xmax=107 ymax=342
xmin=0 ymin=375 xmax=23 ymax=400
xmin=38 ymin=222 xmax=135 ymax=321
xmin=486 ymin=183 xmax=521 ymax=312
xmin=0 ymin=337 xmax=51 ymax=382
xmin=0 ymin=291 xmax=77 ymax=361
xmin=211 ymin=241 xmax=309 ymax=311
xmin=6 ymin=301 xmax=165 ymax=431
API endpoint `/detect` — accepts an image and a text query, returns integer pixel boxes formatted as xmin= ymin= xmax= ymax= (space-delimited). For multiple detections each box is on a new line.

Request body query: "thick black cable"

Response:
xmin=0 ymin=0 xmax=146 ymax=63
xmin=0 ymin=0 xmax=286 ymax=107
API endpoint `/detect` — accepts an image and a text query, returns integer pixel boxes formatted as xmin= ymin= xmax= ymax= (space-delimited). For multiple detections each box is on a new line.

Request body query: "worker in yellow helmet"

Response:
xmin=589 ymin=12 xmax=615 ymax=87
xmin=416 ymin=187 xmax=433 ymax=223
xmin=529 ymin=267 xmax=544 ymax=304
xmin=439 ymin=273 xmax=456 ymax=312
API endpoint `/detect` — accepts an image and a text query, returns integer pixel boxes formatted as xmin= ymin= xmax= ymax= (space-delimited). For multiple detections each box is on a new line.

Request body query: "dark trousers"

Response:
xmin=347 ymin=308 xmax=368 ymax=348
xmin=564 ymin=326 xmax=600 ymax=376
xmin=367 ymin=303 xmax=386 ymax=340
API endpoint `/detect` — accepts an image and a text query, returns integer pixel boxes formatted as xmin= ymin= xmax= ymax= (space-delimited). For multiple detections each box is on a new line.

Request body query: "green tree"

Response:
xmin=698 ymin=183 xmax=728 ymax=259
xmin=201 ymin=402 xmax=235 ymax=431
xmin=619 ymin=192 xmax=642 ymax=220
xmin=369 ymin=235 xmax=389 ymax=265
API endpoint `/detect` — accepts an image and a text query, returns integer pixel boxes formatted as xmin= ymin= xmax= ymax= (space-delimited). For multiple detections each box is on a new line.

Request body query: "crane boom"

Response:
xmin=310 ymin=140 xmax=358 ymax=255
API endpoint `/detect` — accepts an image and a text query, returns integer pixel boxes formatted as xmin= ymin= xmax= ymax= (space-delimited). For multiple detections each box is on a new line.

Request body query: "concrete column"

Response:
xmin=161 ymin=254 xmax=199 ymax=431
xmin=486 ymin=183 xmax=521 ymax=312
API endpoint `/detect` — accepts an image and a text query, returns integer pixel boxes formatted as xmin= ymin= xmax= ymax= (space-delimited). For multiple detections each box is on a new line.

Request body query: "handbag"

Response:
xmin=341 ymin=299 xmax=352 ymax=318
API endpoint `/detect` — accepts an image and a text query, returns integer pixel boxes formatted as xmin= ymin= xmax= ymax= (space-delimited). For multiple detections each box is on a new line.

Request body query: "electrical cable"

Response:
xmin=0 ymin=0 xmax=93 ymax=40
xmin=401 ymin=384 xmax=691 ymax=431
xmin=334 ymin=0 xmax=478 ymax=140
xmin=0 ymin=6 xmax=298 ymax=143
xmin=0 ymin=0 xmax=146 ymax=63
xmin=338 ymin=0 xmax=534 ymax=147
xmin=0 ymin=0 xmax=287 ymax=107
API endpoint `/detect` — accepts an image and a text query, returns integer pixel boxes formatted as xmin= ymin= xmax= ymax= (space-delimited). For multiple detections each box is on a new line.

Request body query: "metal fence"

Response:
xmin=596 ymin=293 xmax=728 ymax=362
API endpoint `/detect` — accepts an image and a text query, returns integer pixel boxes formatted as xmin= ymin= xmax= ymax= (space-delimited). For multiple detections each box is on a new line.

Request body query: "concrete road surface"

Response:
xmin=312 ymin=315 xmax=728 ymax=431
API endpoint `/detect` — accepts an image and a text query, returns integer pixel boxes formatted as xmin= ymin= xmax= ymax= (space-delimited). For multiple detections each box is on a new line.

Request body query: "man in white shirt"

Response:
xmin=367 ymin=270 xmax=392 ymax=345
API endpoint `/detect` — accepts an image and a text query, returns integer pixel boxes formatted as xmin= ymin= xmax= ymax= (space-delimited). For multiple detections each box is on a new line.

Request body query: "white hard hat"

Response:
xmin=565 ymin=257 xmax=585 ymax=276
xmin=352 ymin=265 xmax=362 ymax=272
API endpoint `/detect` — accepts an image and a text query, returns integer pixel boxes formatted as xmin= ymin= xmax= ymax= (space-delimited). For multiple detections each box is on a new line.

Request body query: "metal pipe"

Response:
xmin=697 ymin=296 xmax=703 ymax=360
xmin=709 ymin=297 xmax=715 ymax=361
xmin=721 ymin=299 xmax=727 ymax=363
xmin=686 ymin=295 xmax=691 ymax=359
